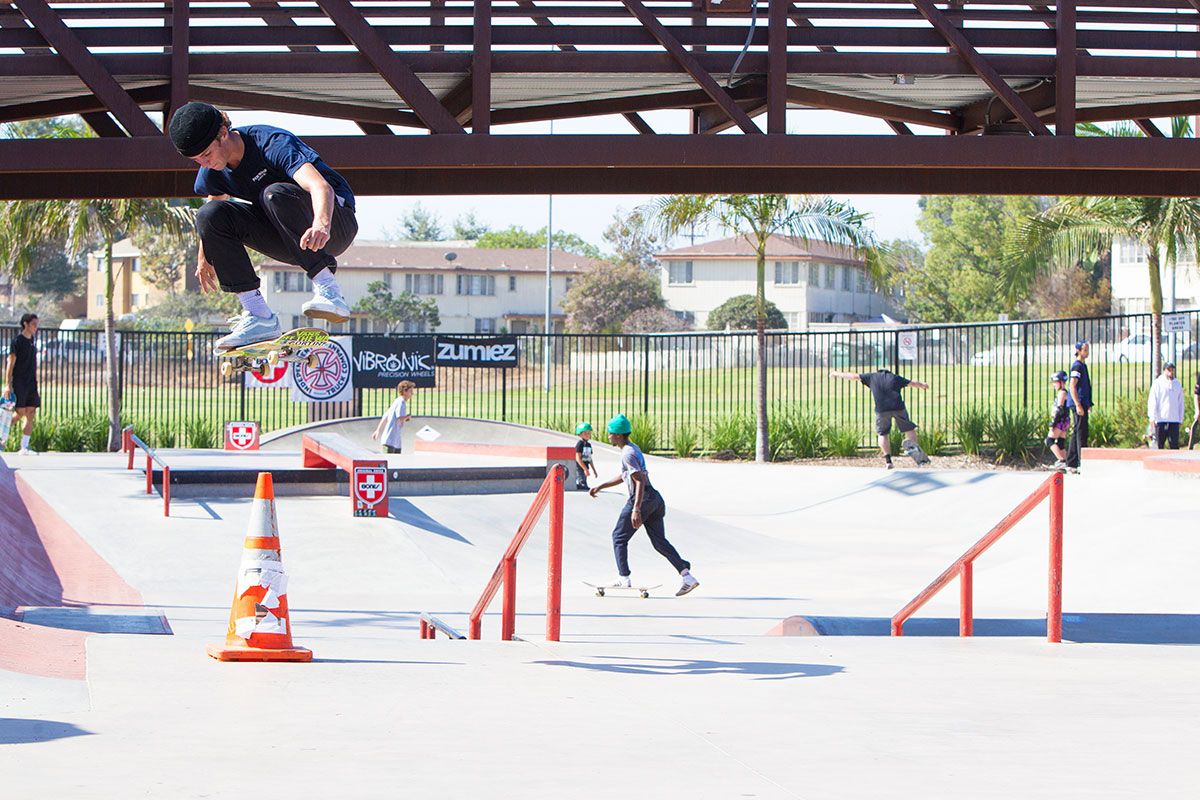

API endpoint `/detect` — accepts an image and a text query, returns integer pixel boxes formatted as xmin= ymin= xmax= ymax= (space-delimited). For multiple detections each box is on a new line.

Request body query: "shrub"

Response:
xmin=539 ymin=414 xmax=576 ymax=436
xmin=1106 ymin=389 xmax=1150 ymax=448
xmin=628 ymin=415 xmax=659 ymax=453
xmin=672 ymin=424 xmax=698 ymax=458
xmin=985 ymin=408 xmax=1043 ymax=464
xmin=773 ymin=410 xmax=827 ymax=460
xmin=184 ymin=416 xmax=217 ymax=449
xmin=707 ymin=413 xmax=754 ymax=458
xmin=52 ymin=417 xmax=87 ymax=452
xmin=887 ymin=427 xmax=903 ymax=456
xmin=152 ymin=419 xmax=177 ymax=449
xmin=1087 ymin=411 xmax=1121 ymax=447
xmin=917 ymin=427 xmax=949 ymax=457
xmin=27 ymin=417 xmax=55 ymax=452
xmin=953 ymin=406 xmax=989 ymax=455
xmin=825 ymin=425 xmax=864 ymax=457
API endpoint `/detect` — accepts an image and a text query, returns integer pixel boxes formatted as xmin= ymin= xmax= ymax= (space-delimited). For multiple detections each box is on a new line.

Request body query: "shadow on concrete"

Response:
xmin=534 ymin=656 xmax=844 ymax=680
xmin=0 ymin=718 xmax=92 ymax=744
xmin=753 ymin=470 xmax=999 ymax=516
xmin=389 ymin=499 xmax=471 ymax=543
xmin=312 ymin=658 xmax=463 ymax=665
xmin=804 ymin=613 xmax=1200 ymax=644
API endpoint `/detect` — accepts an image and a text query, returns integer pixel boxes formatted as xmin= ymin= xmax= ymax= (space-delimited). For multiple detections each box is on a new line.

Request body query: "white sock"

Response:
xmin=237 ymin=289 xmax=273 ymax=319
xmin=311 ymin=268 xmax=341 ymax=294
xmin=21 ymin=434 xmax=30 ymax=449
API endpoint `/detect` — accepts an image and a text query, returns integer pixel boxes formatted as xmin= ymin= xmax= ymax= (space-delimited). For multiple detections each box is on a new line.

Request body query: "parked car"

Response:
xmin=1112 ymin=332 xmax=1191 ymax=363
xmin=970 ymin=349 xmax=1007 ymax=366
xmin=39 ymin=339 xmax=106 ymax=363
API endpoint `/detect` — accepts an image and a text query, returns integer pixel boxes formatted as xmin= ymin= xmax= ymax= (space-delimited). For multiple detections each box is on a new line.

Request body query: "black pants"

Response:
xmin=575 ymin=464 xmax=590 ymax=490
xmin=1066 ymin=408 xmax=1089 ymax=468
xmin=1190 ymin=418 xmax=1199 ymax=450
xmin=1155 ymin=422 xmax=1180 ymax=450
xmin=195 ymin=183 xmax=358 ymax=293
xmin=611 ymin=488 xmax=690 ymax=577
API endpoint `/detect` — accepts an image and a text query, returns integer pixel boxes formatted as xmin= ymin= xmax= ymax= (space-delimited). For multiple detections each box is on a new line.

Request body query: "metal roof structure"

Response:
xmin=3 ymin=0 xmax=1200 ymax=199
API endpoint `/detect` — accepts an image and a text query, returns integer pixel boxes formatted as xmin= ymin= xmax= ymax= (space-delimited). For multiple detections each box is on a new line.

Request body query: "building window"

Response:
xmin=475 ymin=317 xmax=496 ymax=333
xmin=131 ymin=258 xmax=140 ymax=272
xmin=842 ymin=266 xmax=852 ymax=291
xmin=509 ymin=276 xmax=517 ymax=292
xmin=292 ymin=315 xmax=304 ymax=329
xmin=95 ymin=294 xmax=103 ymax=306
xmin=857 ymin=269 xmax=869 ymax=293
xmin=406 ymin=274 xmax=444 ymax=295
xmin=131 ymin=294 xmax=139 ymax=307
xmin=564 ymin=277 xmax=572 ymax=292
xmin=273 ymin=271 xmax=309 ymax=292
xmin=824 ymin=265 xmax=835 ymax=289
xmin=809 ymin=263 xmax=819 ymax=284
xmin=401 ymin=320 xmax=426 ymax=333
xmin=383 ymin=273 xmax=392 ymax=288
xmin=668 ymin=260 xmax=693 ymax=285
xmin=456 ymin=274 xmax=495 ymax=296
xmin=774 ymin=261 xmax=800 ymax=285
xmin=509 ymin=320 xmax=529 ymax=334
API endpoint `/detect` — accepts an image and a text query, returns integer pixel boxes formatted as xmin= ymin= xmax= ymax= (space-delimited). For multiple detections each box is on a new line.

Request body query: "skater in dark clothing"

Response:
xmin=588 ymin=414 xmax=699 ymax=596
xmin=574 ymin=422 xmax=598 ymax=490
xmin=2 ymin=313 xmax=39 ymax=454
xmin=1064 ymin=342 xmax=1093 ymax=473
xmin=830 ymin=368 xmax=930 ymax=468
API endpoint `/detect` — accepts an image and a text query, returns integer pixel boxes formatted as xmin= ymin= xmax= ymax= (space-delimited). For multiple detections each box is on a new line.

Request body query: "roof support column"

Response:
xmin=473 ymin=0 xmax=491 ymax=134
xmin=1056 ymin=0 xmax=1076 ymax=136
xmin=768 ymin=0 xmax=788 ymax=134
xmin=168 ymin=0 xmax=190 ymax=127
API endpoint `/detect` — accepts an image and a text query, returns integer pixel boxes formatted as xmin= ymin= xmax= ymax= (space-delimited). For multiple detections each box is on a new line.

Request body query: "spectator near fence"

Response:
xmin=1064 ymin=341 xmax=1092 ymax=473
xmin=1045 ymin=370 xmax=1071 ymax=471
xmin=1190 ymin=372 xmax=1200 ymax=450
xmin=1147 ymin=362 xmax=1184 ymax=450
xmin=2 ymin=313 xmax=40 ymax=455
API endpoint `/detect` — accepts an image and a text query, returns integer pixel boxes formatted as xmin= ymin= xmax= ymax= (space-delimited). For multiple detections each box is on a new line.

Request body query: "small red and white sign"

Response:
xmin=352 ymin=462 xmax=389 ymax=517
xmin=224 ymin=421 xmax=260 ymax=451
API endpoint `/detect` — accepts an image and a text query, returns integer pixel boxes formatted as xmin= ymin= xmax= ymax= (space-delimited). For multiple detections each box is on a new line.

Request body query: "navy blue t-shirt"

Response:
xmin=193 ymin=125 xmax=355 ymax=211
xmin=1066 ymin=359 xmax=1092 ymax=409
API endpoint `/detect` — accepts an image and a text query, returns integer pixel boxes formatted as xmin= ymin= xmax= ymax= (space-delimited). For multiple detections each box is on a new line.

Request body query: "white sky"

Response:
xmin=229 ymin=106 xmax=928 ymax=253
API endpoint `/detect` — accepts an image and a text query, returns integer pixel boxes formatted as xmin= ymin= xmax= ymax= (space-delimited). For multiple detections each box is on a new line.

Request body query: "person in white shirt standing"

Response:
xmin=1147 ymin=362 xmax=1184 ymax=450
xmin=372 ymin=380 xmax=416 ymax=454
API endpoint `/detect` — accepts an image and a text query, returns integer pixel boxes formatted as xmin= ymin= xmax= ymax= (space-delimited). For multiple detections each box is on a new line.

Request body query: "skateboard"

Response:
xmin=217 ymin=328 xmax=330 ymax=378
xmin=901 ymin=438 xmax=931 ymax=466
xmin=583 ymin=581 xmax=662 ymax=599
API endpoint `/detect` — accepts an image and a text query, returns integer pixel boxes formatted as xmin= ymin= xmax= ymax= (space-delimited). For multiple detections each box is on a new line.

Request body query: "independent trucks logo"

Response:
xmin=292 ymin=340 xmax=350 ymax=401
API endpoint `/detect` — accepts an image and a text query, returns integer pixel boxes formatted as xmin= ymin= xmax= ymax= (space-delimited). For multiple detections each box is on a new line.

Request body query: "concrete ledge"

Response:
xmin=1081 ymin=447 xmax=1153 ymax=461
xmin=1144 ymin=453 xmax=1200 ymax=475
xmin=414 ymin=440 xmax=576 ymax=461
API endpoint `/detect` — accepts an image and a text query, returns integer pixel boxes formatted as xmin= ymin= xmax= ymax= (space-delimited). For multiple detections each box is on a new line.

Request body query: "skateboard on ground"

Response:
xmin=901 ymin=438 xmax=931 ymax=466
xmin=583 ymin=580 xmax=662 ymax=599
xmin=217 ymin=328 xmax=330 ymax=378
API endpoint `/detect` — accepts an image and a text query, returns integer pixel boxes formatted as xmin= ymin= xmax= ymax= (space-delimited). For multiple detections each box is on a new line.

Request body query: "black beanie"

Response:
xmin=169 ymin=102 xmax=224 ymax=157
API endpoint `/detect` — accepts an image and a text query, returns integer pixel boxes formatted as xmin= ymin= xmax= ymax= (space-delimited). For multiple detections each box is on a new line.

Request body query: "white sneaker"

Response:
xmin=215 ymin=312 xmax=282 ymax=351
xmin=301 ymin=284 xmax=351 ymax=324
xmin=18 ymin=447 xmax=37 ymax=455
xmin=1052 ymin=459 xmax=1067 ymax=472
xmin=610 ymin=575 xmax=632 ymax=588
xmin=676 ymin=571 xmax=699 ymax=596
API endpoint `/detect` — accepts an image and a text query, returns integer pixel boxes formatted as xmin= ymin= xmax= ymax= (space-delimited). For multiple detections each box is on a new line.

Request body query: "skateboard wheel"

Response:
xmin=306 ymin=353 xmax=319 ymax=368
xmin=596 ymin=588 xmax=605 ymax=597
xmin=219 ymin=361 xmax=233 ymax=377
xmin=640 ymin=591 xmax=649 ymax=598
xmin=258 ymin=362 xmax=272 ymax=379
xmin=267 ymin=350 xmax=282 ymax=367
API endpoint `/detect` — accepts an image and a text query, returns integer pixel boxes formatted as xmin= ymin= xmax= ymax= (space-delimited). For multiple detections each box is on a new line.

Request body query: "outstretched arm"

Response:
xmin=829 ymin=371 xmax=862 ymax=381
xmin=588 ymin=474 xmax=623 ymax=496
xmin=908 ymin=380 xmax=929 ymax=390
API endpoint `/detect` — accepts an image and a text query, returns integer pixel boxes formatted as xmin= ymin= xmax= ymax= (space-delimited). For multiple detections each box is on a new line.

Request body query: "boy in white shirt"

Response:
xmin=372 ymin=380 xmax=416 ymax=454
xmin=1147 ymin=362 xmax=1184 ymax=449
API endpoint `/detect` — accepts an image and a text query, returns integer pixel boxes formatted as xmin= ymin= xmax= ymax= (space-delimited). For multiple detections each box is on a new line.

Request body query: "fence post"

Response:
xmin=1022 ymin=322 xmax=1030 ymax=410
xmin=643 ymin=335 xmax=650 ymax=414
xmin=545 ymin=465 xmax=564 ymax=642
xmin=501 ymin=367 xmax=507 ymax=421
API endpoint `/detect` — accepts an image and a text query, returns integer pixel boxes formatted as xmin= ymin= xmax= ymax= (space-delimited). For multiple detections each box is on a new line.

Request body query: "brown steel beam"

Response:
xmin=1135 ymin=118 xmax=1165 ymax=137
xmin=623 ymin=112 xmax=657 ymax=134
xmin=356 ymin=122 xmax=395 ymax=136
xmin=0 ymin=85 xmax=168 ymax=124
xmin=8 ymin=134 xmax=1200 ymax=199
xmin=768 ymin=0 xmax=788 ymax=134
xmin=886 ymin=120 xmax=914 ymax=135
xmin=1056 ymin=0 xmax=1076 ymax=135
xmin=10 ymin=0 xmax=159 ymax=136
xmin=909 ymin=0 xmax=1052 ymax=135
xmin=314 ymin=0 xmax=465 ymax=134
xmin=168 ymin=0 xmax=189 ymax=125
xmin=620 ymin=0 xmax=762 ymax=134
xmin=80 ymin=111 xmax=124 ymax=138
xmin=191 ymin=87 xmax=424 ymax=129
xmin=472 ymin=0 xmax=491 ymax=134
xmin=787 ymin=85 xmax=959 ymax=131
xmin=957 ymin=80 xmax=1056 ymax=132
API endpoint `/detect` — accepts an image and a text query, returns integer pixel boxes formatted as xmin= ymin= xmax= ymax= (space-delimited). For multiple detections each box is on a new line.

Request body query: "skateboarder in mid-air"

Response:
xmin=830 ymin=368 xmax=930 ymax=468
xmin=168 ymin=101 xmax=359 ymax=351
xmin=589 ymin=414 xmax=699 ymax=597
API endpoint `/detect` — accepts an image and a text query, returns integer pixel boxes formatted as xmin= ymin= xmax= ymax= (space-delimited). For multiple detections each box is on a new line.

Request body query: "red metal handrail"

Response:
xmin=891 ymin=472 xmax=1064 ymax=642
xmin=468 ymin=464 xmax=565 ymax=641
xmin=122 ymin=424 xmax=171 ymax=517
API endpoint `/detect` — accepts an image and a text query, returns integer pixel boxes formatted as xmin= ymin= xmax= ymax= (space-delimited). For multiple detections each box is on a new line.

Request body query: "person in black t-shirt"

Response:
xmin=831 ymin=367 xmax=930 ymax=468
xmin=1064 ymin=341 xmax=1092 ymax=472
xmin=3 ymin=313 xmax=40 ymax=454
xmin=574 ymin=422 xmax=598 ymax=490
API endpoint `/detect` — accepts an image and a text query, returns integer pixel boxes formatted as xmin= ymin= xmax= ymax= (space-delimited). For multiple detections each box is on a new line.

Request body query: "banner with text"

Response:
xmin=352 ymin=336 xmax=436 ymax=388
xmin=435 ymin=335 xmax=519 ymax=368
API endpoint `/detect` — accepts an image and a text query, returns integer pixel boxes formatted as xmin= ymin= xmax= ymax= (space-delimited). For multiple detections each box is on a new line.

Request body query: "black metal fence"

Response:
xmin=10 ymin=310 xmax=1198 ymax=452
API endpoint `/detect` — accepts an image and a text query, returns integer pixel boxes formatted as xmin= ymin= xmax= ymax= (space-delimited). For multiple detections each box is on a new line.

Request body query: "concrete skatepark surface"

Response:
xmin=1 ymin=419 xmax=1198 ymax=798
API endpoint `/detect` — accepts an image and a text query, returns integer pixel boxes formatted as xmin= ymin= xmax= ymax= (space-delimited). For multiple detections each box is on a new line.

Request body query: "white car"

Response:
xmin=1112 ymin=332 xmax=1191 ymax=363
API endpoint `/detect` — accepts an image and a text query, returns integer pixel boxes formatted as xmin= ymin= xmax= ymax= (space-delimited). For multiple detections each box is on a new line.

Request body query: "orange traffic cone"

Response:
xmin=206 ymin=473 xmax=312 ymax=662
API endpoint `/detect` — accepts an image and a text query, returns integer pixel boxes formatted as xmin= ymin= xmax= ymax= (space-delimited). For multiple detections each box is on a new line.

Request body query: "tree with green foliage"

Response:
xmin=133 ymin=289 xmax=240 ymax=331
xmin=621 ymin=306 xmax=691 ymax=333
xmin=560 ymin=260 xmax=663 ymax=334
xmin=603 ymin=207 xmax=660 ymax=270
xmin=353 ymin=280 xmax=441 ymax=332
xmin=908 ymin=195 xmax=1048 ymax=323
xmin=20 ymin=242 xmax=83 ymax=298
xmin=0 ymin=119 xmax=193 ymax=450
xmin=388 ymin=203 xmax=445 ymax=241
xmin=706 ymin=295 xmax=786 ymax=331
xmin=452 ymin=210 xmax=489 ymax=241
xmin=475 ymin=225 xmax=603 ymax=260
xmin=644 ymin=194 xmax=884 ymax=462
xmin=131 ymin=224 xmax=197 ymax=295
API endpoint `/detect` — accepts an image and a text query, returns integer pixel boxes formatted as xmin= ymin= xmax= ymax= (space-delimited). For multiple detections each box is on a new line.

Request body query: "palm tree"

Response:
xmin=644 ymin=194 xmax=886 ymax=462
xmin=1008 ymin=194 xmax=1200 ymax=377
xmin=1007 ymin=117 xmax=1200 ymax=375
